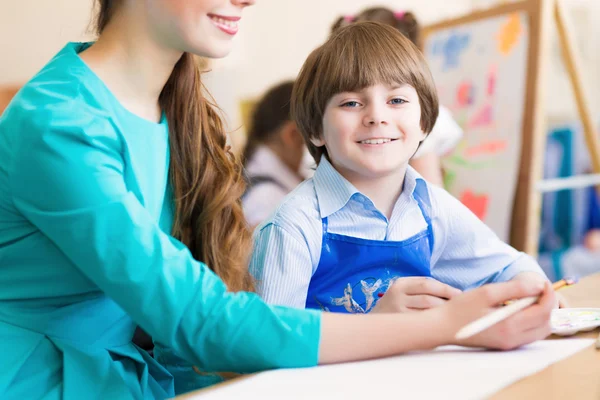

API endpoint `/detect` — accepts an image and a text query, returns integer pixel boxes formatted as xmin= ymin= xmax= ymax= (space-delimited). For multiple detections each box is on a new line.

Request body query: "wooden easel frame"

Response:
xmin=422 ymin=0 xmax=600 ymax=255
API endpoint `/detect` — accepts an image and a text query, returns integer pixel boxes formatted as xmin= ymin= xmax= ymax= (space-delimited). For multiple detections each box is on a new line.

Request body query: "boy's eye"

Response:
xmin=341 ymin=101 xmax=361 ymax=108
xmin=390 ymin=98 xmax=407 ymax=105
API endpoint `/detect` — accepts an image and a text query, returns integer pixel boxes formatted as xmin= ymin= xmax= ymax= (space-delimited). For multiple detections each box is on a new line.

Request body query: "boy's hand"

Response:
xmin=372 ymin=277 xmax=461 ymax=313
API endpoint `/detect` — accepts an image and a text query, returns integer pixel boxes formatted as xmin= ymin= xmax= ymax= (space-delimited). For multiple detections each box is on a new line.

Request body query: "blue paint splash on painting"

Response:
xmin=430 ymin=31 xmax=471 ymax=70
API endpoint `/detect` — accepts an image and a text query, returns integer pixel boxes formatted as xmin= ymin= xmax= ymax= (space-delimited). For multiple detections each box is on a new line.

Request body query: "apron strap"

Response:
xmin=412 ymin=179 xmax=435 ymax=254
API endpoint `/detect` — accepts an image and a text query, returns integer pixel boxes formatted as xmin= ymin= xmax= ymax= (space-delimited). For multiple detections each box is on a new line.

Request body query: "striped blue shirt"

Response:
xmin=250 ymin=157 xmax=545 ymax=308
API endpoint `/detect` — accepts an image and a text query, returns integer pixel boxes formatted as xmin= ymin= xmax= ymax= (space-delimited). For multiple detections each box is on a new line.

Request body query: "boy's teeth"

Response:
xmin=361 ymin=138 xmax=391 ymax=144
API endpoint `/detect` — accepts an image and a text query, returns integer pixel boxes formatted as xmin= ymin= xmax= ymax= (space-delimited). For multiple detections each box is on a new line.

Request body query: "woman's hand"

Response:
xmin=433 ymin=280 xmax=555 ymax=350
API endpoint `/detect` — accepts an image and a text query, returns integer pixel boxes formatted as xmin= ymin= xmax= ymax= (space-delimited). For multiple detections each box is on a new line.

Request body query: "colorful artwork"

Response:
xmin=456 ymin=81 xmax=475 ymax=107
xmin=445 ymin=142 xmax=498 ymax=170
xmin=454 ymin=111 xmax=469 ymax=131
xmin=487 ymin=64 xmax=497 ymax=96
xmin=431 ymin=32 xmax=471 ymax=71
xmin=425 ymin=12 xmax=529 ymax=241
xmin=497 ymin=13 xmax=522 ymax=56
xmin=465 ymin=140 xmax=508 ymax=157
xmin=551 ymin=308 xmax=600 ymax=336
xmin=468 ymin=103 xmax=494 ymax=129
xmin=459 ymin=190 xmax=489 ymax=220
xmin=443 ymin=169 xmax=457 ymax=191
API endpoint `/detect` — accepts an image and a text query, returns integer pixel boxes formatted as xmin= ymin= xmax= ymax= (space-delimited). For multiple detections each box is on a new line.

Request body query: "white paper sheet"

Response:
xmin=188 ymin=339 xmax=594 ymax=400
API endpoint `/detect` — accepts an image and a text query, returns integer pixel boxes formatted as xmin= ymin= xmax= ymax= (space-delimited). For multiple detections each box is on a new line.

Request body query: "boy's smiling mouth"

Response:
xmin=357 ymin=138 xmax=398 ymax=145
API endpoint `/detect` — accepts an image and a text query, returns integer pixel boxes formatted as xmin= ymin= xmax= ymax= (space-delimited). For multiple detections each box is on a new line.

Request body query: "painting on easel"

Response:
xmin=424 ymin=10 xmax=529 ymax=243
xmin=422 ymin=0 xmax=600 ymax=255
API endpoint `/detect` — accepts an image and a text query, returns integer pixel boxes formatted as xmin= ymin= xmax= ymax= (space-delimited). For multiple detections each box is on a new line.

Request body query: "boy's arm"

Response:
xmin=250 ymin=222 xmax=315 ymax=308
xmin=428 ymin=185 xmax=547 ymax=290
xmin=510 ymin=270 xmax=549 ymax=285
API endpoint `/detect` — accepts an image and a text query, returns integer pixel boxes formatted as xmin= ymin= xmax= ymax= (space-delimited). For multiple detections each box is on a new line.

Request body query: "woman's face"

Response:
xmin=144 ymin=0 xmax=256 ymax=58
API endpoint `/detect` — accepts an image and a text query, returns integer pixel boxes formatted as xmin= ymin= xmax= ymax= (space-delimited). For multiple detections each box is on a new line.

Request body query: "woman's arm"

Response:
xmin=9 ymin=114 xmax=321 ymax=373
xmin=319 ymin=279 xmax=555 ymax=363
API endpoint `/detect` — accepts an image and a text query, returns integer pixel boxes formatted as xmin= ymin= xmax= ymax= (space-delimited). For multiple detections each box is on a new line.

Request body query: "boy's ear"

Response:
xmin=310 ymin=135 xmax=326 ymax=147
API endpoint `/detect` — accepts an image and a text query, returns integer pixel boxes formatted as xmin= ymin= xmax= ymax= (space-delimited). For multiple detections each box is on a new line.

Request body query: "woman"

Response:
xmin=0 ymin=0 xmax=554 ymax=398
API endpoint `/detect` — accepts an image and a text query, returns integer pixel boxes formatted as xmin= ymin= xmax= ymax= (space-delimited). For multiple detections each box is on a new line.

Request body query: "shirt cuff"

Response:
xmin=493 ymin=252 xmax=548 ymax=283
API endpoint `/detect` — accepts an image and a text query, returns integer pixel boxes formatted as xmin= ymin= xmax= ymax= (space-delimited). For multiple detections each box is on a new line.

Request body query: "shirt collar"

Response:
xmin=313 ymin=156 xmax=426 ymax=218
xmin=313 ymin=157 xmax=360 ymax=218
xmin=403 ymin=164 xmax=424 ymax=198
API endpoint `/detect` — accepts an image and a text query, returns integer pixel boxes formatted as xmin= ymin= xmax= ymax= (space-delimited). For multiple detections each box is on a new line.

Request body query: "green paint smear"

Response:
xmin=444 ymin=169 xmax=456 ymax=190
xmin=445 ymin=155 xmax=497 ymax=169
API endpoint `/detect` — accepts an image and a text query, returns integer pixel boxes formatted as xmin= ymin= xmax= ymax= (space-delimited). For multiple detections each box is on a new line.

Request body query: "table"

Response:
xmin=179 ymin=273 xmax=600 ymax=399
xmin=491 ymin=272 xmax=600 ymax=399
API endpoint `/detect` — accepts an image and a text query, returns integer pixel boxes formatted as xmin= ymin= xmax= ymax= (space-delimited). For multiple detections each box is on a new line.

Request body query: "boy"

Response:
xmin=250 ymin=22 xmax=547 ymax=313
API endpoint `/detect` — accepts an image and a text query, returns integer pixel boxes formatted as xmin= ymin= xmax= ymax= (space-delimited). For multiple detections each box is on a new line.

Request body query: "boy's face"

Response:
xmin=313 ymin=83 xmax=427 ymax=182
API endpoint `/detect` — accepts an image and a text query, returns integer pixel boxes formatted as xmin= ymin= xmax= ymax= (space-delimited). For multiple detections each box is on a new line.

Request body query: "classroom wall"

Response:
xmin=1 ymin=0 xmax=598 ymax=141
xmin=0 ymin=0 xmax=94 ymax=84
xmin=222 ymin=0 xmax=473 ymax=98
xmin=0 ymin=0 xmax=471 ymax=88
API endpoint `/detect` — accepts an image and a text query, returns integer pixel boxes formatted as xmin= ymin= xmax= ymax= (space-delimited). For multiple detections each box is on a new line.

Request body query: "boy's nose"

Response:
xmin=363 ymin=103 xmax=390 ymax=126
xmin=363 ymin=113 xmax=388 ymax=126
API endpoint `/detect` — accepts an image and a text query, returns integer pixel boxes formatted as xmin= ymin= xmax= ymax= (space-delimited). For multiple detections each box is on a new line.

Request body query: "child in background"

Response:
xmin=331 ymin=8 xmax=463 ymax=186
xmin=250 ymin=22 xmax=548 ymax=313
xmin=553 ymin=186 xmax=600 ymax=279
xmin=242 ymin=81 xmax=307 ymax=228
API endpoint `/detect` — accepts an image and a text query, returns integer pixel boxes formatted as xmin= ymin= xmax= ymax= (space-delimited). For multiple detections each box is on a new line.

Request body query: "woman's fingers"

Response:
xmin=401 ymin=277 xmax=462 ymax=299
xmin=405 ymin=294 xmax=448 ymax=309
xmin=506 ymin=282 xmax=555 ymax=331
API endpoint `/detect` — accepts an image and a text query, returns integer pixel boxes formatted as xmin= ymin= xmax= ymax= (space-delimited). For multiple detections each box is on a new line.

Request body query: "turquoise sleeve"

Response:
xmin=8 ymin=114 xmax=321 ymax=373
xmin=153 ymin=345 xmax=224 ymax=393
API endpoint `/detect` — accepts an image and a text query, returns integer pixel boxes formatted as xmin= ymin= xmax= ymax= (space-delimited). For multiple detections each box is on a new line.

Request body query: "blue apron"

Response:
xmin=305 ymin=183 xmax=434 ymax=313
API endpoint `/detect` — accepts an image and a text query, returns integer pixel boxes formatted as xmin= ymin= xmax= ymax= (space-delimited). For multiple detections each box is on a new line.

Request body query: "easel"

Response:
xmin=423 ymin=0 xmax=600 ymax=256
xmin=517 ymin=0 xmax=600 ymax=255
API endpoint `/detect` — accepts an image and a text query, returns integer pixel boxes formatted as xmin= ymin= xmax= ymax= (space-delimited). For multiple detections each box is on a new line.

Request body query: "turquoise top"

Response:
xmin=0 ymin=42 xmax=321 ymax=399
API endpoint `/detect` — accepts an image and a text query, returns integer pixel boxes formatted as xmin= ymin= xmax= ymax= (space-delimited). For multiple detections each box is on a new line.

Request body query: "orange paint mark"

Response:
xmin=497 ymin=13 xmax=522 ymax=56
xmin=460 ymin=190 xmax=489 ymax=220
xmin=465 ymin=140 xmax=507 ymax=157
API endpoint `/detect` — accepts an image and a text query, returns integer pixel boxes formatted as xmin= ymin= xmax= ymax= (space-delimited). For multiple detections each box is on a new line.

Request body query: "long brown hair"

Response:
xmin=94 ymin=1 xmax=253 ymax=292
